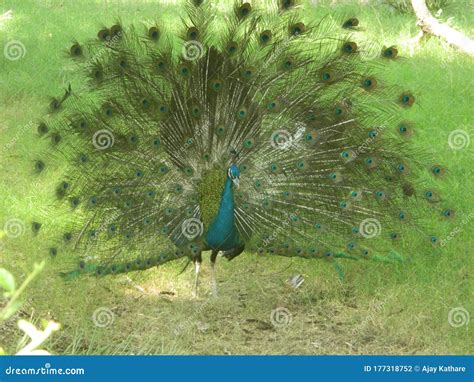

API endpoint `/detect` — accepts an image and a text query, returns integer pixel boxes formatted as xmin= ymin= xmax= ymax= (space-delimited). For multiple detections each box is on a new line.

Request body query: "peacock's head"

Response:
xmin=228 ymin=164 xmax=240 ymax=188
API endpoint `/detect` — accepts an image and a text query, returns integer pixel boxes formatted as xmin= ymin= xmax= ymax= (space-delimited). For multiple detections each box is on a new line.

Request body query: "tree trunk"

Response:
xmin=411 ymin=0 xmax=474 ymax=55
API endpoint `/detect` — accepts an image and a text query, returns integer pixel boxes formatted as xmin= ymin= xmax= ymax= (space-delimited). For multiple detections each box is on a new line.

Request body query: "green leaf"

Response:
xmin=0 ymin=268 xmax=16 ymax=294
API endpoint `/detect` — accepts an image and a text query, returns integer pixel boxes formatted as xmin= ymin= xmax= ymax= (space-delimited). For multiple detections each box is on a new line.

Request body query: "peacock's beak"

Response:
xmin=232 ymin=177 xmax=240 ymax=188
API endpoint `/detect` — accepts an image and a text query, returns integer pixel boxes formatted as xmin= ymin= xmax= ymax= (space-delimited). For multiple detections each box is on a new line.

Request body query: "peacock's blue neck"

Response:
xmin=220 ymin=177 xmax=235 ymax=213
xmin=204 ymin=176 xmax=240 ymax=250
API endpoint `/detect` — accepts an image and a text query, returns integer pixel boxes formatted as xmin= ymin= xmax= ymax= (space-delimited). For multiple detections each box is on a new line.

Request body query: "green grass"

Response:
xmin=0 ymin=0 xmax=472 ymax=355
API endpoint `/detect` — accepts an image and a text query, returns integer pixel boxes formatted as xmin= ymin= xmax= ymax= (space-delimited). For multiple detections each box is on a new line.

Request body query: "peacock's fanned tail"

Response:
xmin=32 ymin=0 xmax=451 ymax=278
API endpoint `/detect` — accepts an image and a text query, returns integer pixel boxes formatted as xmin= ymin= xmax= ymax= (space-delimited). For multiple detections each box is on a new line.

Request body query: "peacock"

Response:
xmin=30 ymin=0 xmax=450 ymax=297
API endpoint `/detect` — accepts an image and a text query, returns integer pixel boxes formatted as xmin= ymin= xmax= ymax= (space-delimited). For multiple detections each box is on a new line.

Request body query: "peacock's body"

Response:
xmin=31 ymin=0 xmax=450 ymax=296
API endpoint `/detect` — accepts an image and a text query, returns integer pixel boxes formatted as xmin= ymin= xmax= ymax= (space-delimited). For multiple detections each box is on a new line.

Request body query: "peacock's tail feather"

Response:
xmin=32 ymin=0 xmax=450 ymax=278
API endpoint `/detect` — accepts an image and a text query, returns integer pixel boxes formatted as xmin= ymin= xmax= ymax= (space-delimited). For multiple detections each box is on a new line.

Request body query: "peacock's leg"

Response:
xmin=192 ymin=252 xmax=202 ymax=298
xmin=210 ymin=250 xmax=219 ymax=297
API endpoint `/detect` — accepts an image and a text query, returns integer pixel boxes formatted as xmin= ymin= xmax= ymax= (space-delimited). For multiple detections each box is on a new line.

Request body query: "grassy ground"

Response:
xmin=0 ymin=0 xmax=472 ymax=355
